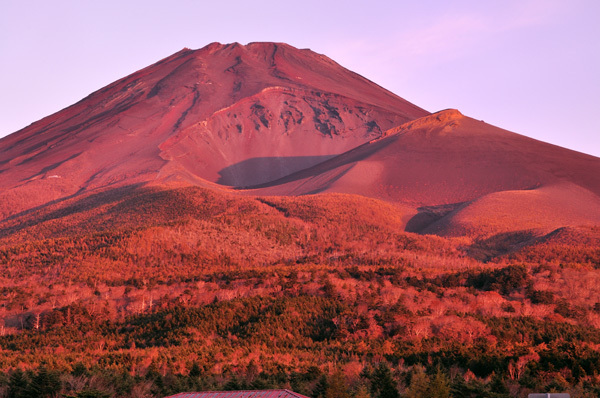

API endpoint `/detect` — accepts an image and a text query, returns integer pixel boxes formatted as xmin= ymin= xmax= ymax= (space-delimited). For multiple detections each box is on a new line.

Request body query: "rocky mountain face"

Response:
xmin=1 ymin=41 xmax=599 ymax=237
xmin=0 ymin=42 xmax=427 ymax=218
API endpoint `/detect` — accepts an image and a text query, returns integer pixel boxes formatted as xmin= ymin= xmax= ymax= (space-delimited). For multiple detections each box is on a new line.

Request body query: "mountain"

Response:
xmin=250 ymin=109 xmax=600 ymax=237
xmin=0 ymin=41 xmax=599 ymax=243
xmin=2 ymin=42 xmax=600 ymax=397
xmin=0 ymin=42 xmax=427 ymax=219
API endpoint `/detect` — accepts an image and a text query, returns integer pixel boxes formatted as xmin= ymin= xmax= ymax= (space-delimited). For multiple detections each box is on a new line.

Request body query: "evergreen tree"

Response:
xmin=26 ymin=366 xmax=61 ymax=398
xmin=189 ymin=361 xmax=202 ymax=378
xmin=325 ymin=371 xmax=350 ymax=398
xmin=313 ymin=375 xmax=329 ymax=398
xmin=488 ymin=373 xmax=510 ymax=398
xmin=450 ymin=377 xmax=487 ymax=398
xmin=354 ymin=385 xmax=372 ymax=398
xmin=7 ymin=370 xmax=29 ymax=398
xmin=75 ymin=390 xmax=111 ymax=398
xmin=71 ymin=362 xmax=89 ymax=378
xmin=224 ymin=377 xmax=243 ymax=391
xmin=428 ymin=369 xmax=451 ymax=398
xmin=406 ymin=367 xmax=452 ymax=398
xmin=370 ymin=363 xmax=399 ymax=398
xmin=405 ymin=366 xmax=429 ymax=398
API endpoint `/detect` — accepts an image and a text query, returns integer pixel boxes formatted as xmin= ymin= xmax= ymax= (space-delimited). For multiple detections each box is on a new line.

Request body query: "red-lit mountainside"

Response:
xmin=251 ymin=109 xmax=600 ymax=238
xmin=0 ymin=42 xmax=427 ymax=219
xmin=2 ymin=43 xmax=600 ymax=397
xmin=1 ymin=42 xmax=599 ymax=242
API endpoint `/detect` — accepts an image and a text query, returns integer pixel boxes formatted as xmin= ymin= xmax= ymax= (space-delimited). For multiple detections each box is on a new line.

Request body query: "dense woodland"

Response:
xmin=1 ymin=185 xmax=600 ymax=397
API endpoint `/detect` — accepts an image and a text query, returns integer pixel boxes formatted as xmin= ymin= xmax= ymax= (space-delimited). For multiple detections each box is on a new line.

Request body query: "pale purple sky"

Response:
xmin=1 ymin=0 xmax=599 ymax=157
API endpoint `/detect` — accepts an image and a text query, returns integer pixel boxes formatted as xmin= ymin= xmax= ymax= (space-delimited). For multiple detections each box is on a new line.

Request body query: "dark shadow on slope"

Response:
xmin=239 ymin=133 xmax=401 ymax=190
xmin=0 ymin=184 xmax=230 ymax=240
xmin=0 ymin=183 xmax=146 ymax=239
xmin=466 ymin=230 xmax=540 ymax=262
xmin=217 ymin=155 xmax=336 ymax=187
xmin=405 ymin=202 xmax=465 ymax=233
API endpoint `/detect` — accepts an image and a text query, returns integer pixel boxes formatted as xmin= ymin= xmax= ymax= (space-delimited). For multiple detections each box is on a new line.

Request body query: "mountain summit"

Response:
xmin=0 ymin=42 xmax=427 ymax=218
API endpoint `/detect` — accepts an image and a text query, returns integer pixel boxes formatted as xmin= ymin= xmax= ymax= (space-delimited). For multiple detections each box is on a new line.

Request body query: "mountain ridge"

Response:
xmin=0 ymin=42 xmax=599 ymax=241
xmin=0 ymin=42 xmax=428 ymax=219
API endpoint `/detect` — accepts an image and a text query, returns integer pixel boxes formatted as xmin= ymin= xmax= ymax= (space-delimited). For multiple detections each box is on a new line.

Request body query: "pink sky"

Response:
xmin=1 ymin=0 xmax=598 ymax=156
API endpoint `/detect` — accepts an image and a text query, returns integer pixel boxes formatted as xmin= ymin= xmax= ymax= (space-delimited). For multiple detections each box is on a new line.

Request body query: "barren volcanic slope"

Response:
xmin=253 ymin=109 xmax=600 ymax=238
xmin=0 ymin=42 xmax=427 ymax=218
xmin=1 ymin=41 xmax=599 ymax=240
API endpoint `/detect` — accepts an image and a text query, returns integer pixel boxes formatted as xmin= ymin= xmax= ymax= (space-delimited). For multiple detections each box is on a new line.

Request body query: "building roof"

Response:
xmin=165 ymin=390 xmax=312 ymax=398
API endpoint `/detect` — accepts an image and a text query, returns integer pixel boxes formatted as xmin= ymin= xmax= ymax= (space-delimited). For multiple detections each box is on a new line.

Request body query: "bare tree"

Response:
xmin=34 ymin=312 xmax=41 ymax=330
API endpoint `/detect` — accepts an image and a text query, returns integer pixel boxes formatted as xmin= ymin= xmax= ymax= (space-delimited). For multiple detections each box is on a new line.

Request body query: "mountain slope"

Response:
xmin=250 ymin=109 xmax=600 ymax=236
xmin=1 ymin=43 xmax=599 ymax=240
xmin=2 ymin=42 xmax=600 ymax=397
xmin=0 ymin=42 xmax=428 ymax=218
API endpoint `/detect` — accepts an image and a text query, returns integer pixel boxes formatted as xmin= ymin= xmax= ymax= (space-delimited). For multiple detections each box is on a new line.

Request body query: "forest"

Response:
xmin=1 ymin=185 xmax=600 ymax=397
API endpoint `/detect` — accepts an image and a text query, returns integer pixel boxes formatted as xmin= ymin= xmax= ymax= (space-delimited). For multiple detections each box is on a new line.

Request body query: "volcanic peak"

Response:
xmin=0 ymin=41 xmax=434 ymax=217
xmin=0 ymin=41 xmax=598 ymax=245
xmin=196 ymin=41 xmax=308 ymax=54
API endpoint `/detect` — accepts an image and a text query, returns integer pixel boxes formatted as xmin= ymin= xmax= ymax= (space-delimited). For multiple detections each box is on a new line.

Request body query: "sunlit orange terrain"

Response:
xmin=1 ymin=42 xmax=600 ymax=397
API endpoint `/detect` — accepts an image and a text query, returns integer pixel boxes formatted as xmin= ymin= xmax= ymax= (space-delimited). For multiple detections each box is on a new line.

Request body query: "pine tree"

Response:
xmin=71 ymin=362 xmax=88 ymax=378
xmin=353 ymin=385 xmax=372 ymax=398
xmin=7 ymin=369 xmax=29 ymax=398
xmin=428 ymin=369 xmax=451 ymax=398
xmin=405 ymin=366 xmax=429 ymax=398
xmin=488 ymin=373 xmax=510 ymax=398
xmin=189 ymin=361 xmax=202 ymax=378
xmin=325 ymin=371 xmax=350 ymax=398
xmin=313 ymin=375 xmax=329 ymax=398
xmin=26 ymin=366 xmax=61 ymax=398
xmin=370 ymin=363 xmax=399 ymax=398
xmin=76 ymin=390 xmax=111 ymax=398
